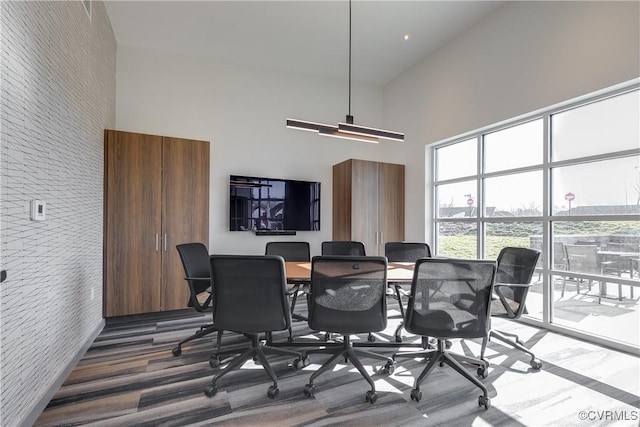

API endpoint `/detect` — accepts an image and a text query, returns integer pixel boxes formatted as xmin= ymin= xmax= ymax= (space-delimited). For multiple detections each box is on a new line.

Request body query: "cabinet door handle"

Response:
xmin=380 ymin=231 xmax=383 ymax=245
xmin=164 ymin=233 xmax=167 ymax=252
xmin=155 ymin=233 xmax=159 ymax=252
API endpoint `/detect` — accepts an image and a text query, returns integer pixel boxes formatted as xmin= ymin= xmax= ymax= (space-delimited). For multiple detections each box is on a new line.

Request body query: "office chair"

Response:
xmin=393 ymin=258 xmax=496 ymax=409
xmin=480 ymin=247 xmax=543 ymax=370
xmin=205 ymin=255 xmax=302 ymax=399
xmin=384 ymin=242 xmax=432 ymax=343
xmin=320 ymin=241 xmax=372 ymax=342
xmin=321 ymin=240 xmax=366 ymax=256
xmin=173 ymin=243 xmax=220 ymax=357
xmin=265 ymin=241 xmax=311 ymax=322
xmin=301 ymin=256 xmax=394 ymax=404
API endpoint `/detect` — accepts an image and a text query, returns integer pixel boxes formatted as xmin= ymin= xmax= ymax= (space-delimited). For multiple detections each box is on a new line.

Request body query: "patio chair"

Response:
xmin=563 ymin=244 xmax=618 ymax=303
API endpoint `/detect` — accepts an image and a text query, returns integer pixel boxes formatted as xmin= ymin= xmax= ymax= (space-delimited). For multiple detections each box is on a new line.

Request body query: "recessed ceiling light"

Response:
xmin=404 ymin=34 xmax=410 ymax=41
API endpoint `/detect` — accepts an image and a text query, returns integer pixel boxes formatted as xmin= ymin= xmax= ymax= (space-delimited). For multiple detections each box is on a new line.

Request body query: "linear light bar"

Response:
xmin=287 ymin=118 xmax=378 ymax=143
xmin=338 ymin=122 xmax=404 ymax=142
xmin=286 ymin=119 xmax=332 ymax=133
xmin=318 ymin=128 xmax=378 ymax=143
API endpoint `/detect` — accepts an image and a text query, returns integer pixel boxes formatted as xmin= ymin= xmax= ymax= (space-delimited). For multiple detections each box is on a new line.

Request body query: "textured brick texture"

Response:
xmin=0 ymin=1 xmax=115 ymax=425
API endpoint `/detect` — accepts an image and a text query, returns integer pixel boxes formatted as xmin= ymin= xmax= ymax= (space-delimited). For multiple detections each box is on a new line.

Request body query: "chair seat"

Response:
xmin=491 ymin=298 xmax=520 ymax=317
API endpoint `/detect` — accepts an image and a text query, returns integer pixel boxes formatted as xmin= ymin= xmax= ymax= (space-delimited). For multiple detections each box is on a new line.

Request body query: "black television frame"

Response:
xmin=229 ymin=175 xmax=321 ymax=233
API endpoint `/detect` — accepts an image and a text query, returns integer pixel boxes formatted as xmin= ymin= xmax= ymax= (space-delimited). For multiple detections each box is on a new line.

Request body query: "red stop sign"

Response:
xmin=564 ymin=192 xmax=575 ymax=202
xmin=467 ymin=198 xmax=474 ymax=206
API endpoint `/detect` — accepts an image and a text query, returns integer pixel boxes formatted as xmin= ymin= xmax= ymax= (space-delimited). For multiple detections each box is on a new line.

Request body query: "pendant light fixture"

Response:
xmin=286 ymin=0 xmax=404 ymax=143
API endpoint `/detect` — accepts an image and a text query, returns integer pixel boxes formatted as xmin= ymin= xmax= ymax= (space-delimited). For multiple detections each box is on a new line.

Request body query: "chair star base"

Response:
xmin=302 ymin=335 xmax=395 ymax=403
xmin=394 ymin=339 xmax=490 ymax=409
xmin=205 ymin=334 xmax=301 ymax=399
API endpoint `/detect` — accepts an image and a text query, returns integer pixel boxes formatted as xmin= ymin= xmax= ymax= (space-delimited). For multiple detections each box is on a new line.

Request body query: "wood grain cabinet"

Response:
xmin=104 ymin=130 xmax=209 ymax=317
xmin=332 ymin=159 xmax=404 ymax=256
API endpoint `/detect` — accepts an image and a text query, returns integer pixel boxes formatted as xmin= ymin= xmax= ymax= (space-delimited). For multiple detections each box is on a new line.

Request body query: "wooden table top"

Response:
xmin=284 ymin=261 xmax=415 ymax=282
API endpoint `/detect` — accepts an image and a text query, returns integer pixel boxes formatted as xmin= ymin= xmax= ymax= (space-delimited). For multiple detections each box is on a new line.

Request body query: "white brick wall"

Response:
xmin=0 ymin=1 xmax=115 ymax=425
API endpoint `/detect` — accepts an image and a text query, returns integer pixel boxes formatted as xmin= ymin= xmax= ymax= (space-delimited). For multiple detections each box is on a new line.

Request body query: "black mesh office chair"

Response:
xmin=384 ymin=242 xmax=432 ymax=343
xmin=321 ymin=240 xmax=366 ymax=256
xmin=320 ymin=241 xmax=372 ymax=342
xmin=265 ymin=241 xmax=311 ymax=322
xmin=480 ymin=247 xmax=542 ymax=370
xmin=302 ymin=256 xmax=394 ymax=404
xmin=393 ymin=258 xmax=496 ymax=409
xmin=173 ymin=243 xmax=219 ymax=357
xmin=205 ymin=255 xmax=301 ymax=399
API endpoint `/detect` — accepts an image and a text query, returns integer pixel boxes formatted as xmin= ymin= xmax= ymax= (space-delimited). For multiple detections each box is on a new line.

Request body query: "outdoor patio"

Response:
xmin=526 ymin=276 xmax=639 ymax=348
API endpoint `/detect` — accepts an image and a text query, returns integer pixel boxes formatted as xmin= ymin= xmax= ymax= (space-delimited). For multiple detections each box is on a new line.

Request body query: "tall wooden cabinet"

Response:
xmin=104 ymin=130 xmax=209 ymax=317
xmin=332 ymin=159 xmax=405 ymax=256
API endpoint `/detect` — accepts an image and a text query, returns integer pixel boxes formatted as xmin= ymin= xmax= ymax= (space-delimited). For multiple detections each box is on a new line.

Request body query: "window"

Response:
xmin=432 ymin=82 xmax=640 ymax=351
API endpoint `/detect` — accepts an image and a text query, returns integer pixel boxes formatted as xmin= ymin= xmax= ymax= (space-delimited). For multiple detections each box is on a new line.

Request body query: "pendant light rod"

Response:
xmin=348 ymin=0 xmax=352 ymax=118
xmin=286 ymin=0 xmax=404 ymax=142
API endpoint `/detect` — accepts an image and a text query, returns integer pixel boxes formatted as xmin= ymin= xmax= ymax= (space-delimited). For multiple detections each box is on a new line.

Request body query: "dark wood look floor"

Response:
xmin=35 ymin=303 xmax=640 ymax=426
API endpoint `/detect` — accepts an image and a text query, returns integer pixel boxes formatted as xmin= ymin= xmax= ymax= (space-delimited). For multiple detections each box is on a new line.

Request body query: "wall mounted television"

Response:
xmin=229 ymin=175 xmax=320 ymax=232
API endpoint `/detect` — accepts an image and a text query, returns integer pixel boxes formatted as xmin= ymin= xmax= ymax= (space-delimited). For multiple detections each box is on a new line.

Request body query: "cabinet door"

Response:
xmin=161 ymin=137 xmax=210 ymax=311
xmin=104 ymin=131 xmax=162 ymax=316
xmin=378 ymin=162 xmax=405 ymax=247
xmin=350 ymin=159 xmax=380 ymax=255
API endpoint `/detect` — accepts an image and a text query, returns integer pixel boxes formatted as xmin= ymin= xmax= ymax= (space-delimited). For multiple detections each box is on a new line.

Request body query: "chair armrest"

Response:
xmin=185 ymin=276 xmax=210 ymax=282
xmin=494 ymin=282 xmax=534 ymax=289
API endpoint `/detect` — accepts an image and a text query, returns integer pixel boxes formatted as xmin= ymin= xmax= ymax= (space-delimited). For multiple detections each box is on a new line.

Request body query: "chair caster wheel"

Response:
xmin=204 ymin=385 xmax=217 ymax=398
xmin=410 ymin=388 xmax=422 ymax=402
xmin=303 ymin=384 xmax=315 ymax=397
xmin=365 ymin=390 xmax=377 ymax=404
xmin=383 ymin=361 xmax=396 ymax=375
xmin=445 ymin=339 xmax=452 ymax=349
xmin=209 ymin=357 xmax=220 ymax=368
xmin=478 ymin=395 xmax=491 ymax=410
xmin=172 ymin=347 xmax=181 ymax=357
xmin=530 ymin=359 xmax=542 ymax=370
xmin=293 ymin=356 xmax=310 ymax=370
xmin=368 ymin=333 xmax=376 ymax=343
xmin=477 ymin=366 xmax=487 ymax=379
xmin=267 ymin=385 xmax=279 ymax=399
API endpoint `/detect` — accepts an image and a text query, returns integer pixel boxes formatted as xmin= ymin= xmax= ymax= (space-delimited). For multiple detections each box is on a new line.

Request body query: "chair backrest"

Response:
xmin=209 ymin=255 xmax=291 ymax=334
xmin=496 ymin=247 xmax=541 ymax=285
xmin=308 ymin=256 xmax=387 ymax=334
xmin=321 ymin=241 xmax=366 ymax=256
xmin=496 ymin=247 xmax=541 ymax=309
xmin=405 ymin=258 xmax=496 ymax=339
xmin=564 ymin=244 xmax=600 ymax=274
xmin=265 ymin=241 xmax=311 ymax=262
xmin=385 ymin=242 xmax=431 ymax=262
xmin=176 ymin=243 xmax=212 ymax=311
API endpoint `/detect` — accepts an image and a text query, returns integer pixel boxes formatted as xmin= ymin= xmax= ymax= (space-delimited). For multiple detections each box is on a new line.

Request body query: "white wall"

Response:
xmin=115 ymin=46 xmax=409 ymax=256
xmin=0 ymin=2 xmax=116 ymax=425
xmin=384 ymin=1 xmax=640 ymax=246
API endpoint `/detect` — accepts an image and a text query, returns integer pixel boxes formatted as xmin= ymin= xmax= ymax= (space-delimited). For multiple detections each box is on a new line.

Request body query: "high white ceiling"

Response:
xmin=104 ymin=1 xmax=502 ymax=85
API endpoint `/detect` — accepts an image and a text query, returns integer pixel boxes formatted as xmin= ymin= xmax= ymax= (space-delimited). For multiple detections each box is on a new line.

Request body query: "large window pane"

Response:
xmin=484 ymin=171 xmax=543 ymax=217
xmin=484 ymin=119 xmax=543 ymax=173
xmin=436 ymin=222 xmax=477 ymax=258
xmin=552 ymin=90 xmax=640 ymax=161
xmin=435 ymin=139 xmax=476 ymax=181
xmin=485 ymin=222 xmax=543 ymax=259
xmin=436 ymin=180 xmax=477 ymax=218
xmin=552 ymin=156 xmax=640 ymax=215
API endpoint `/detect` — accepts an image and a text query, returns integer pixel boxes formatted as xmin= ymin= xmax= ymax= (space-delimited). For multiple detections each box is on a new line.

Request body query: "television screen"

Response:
xmin=229 ymin=175 xmax=320 ymax=231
